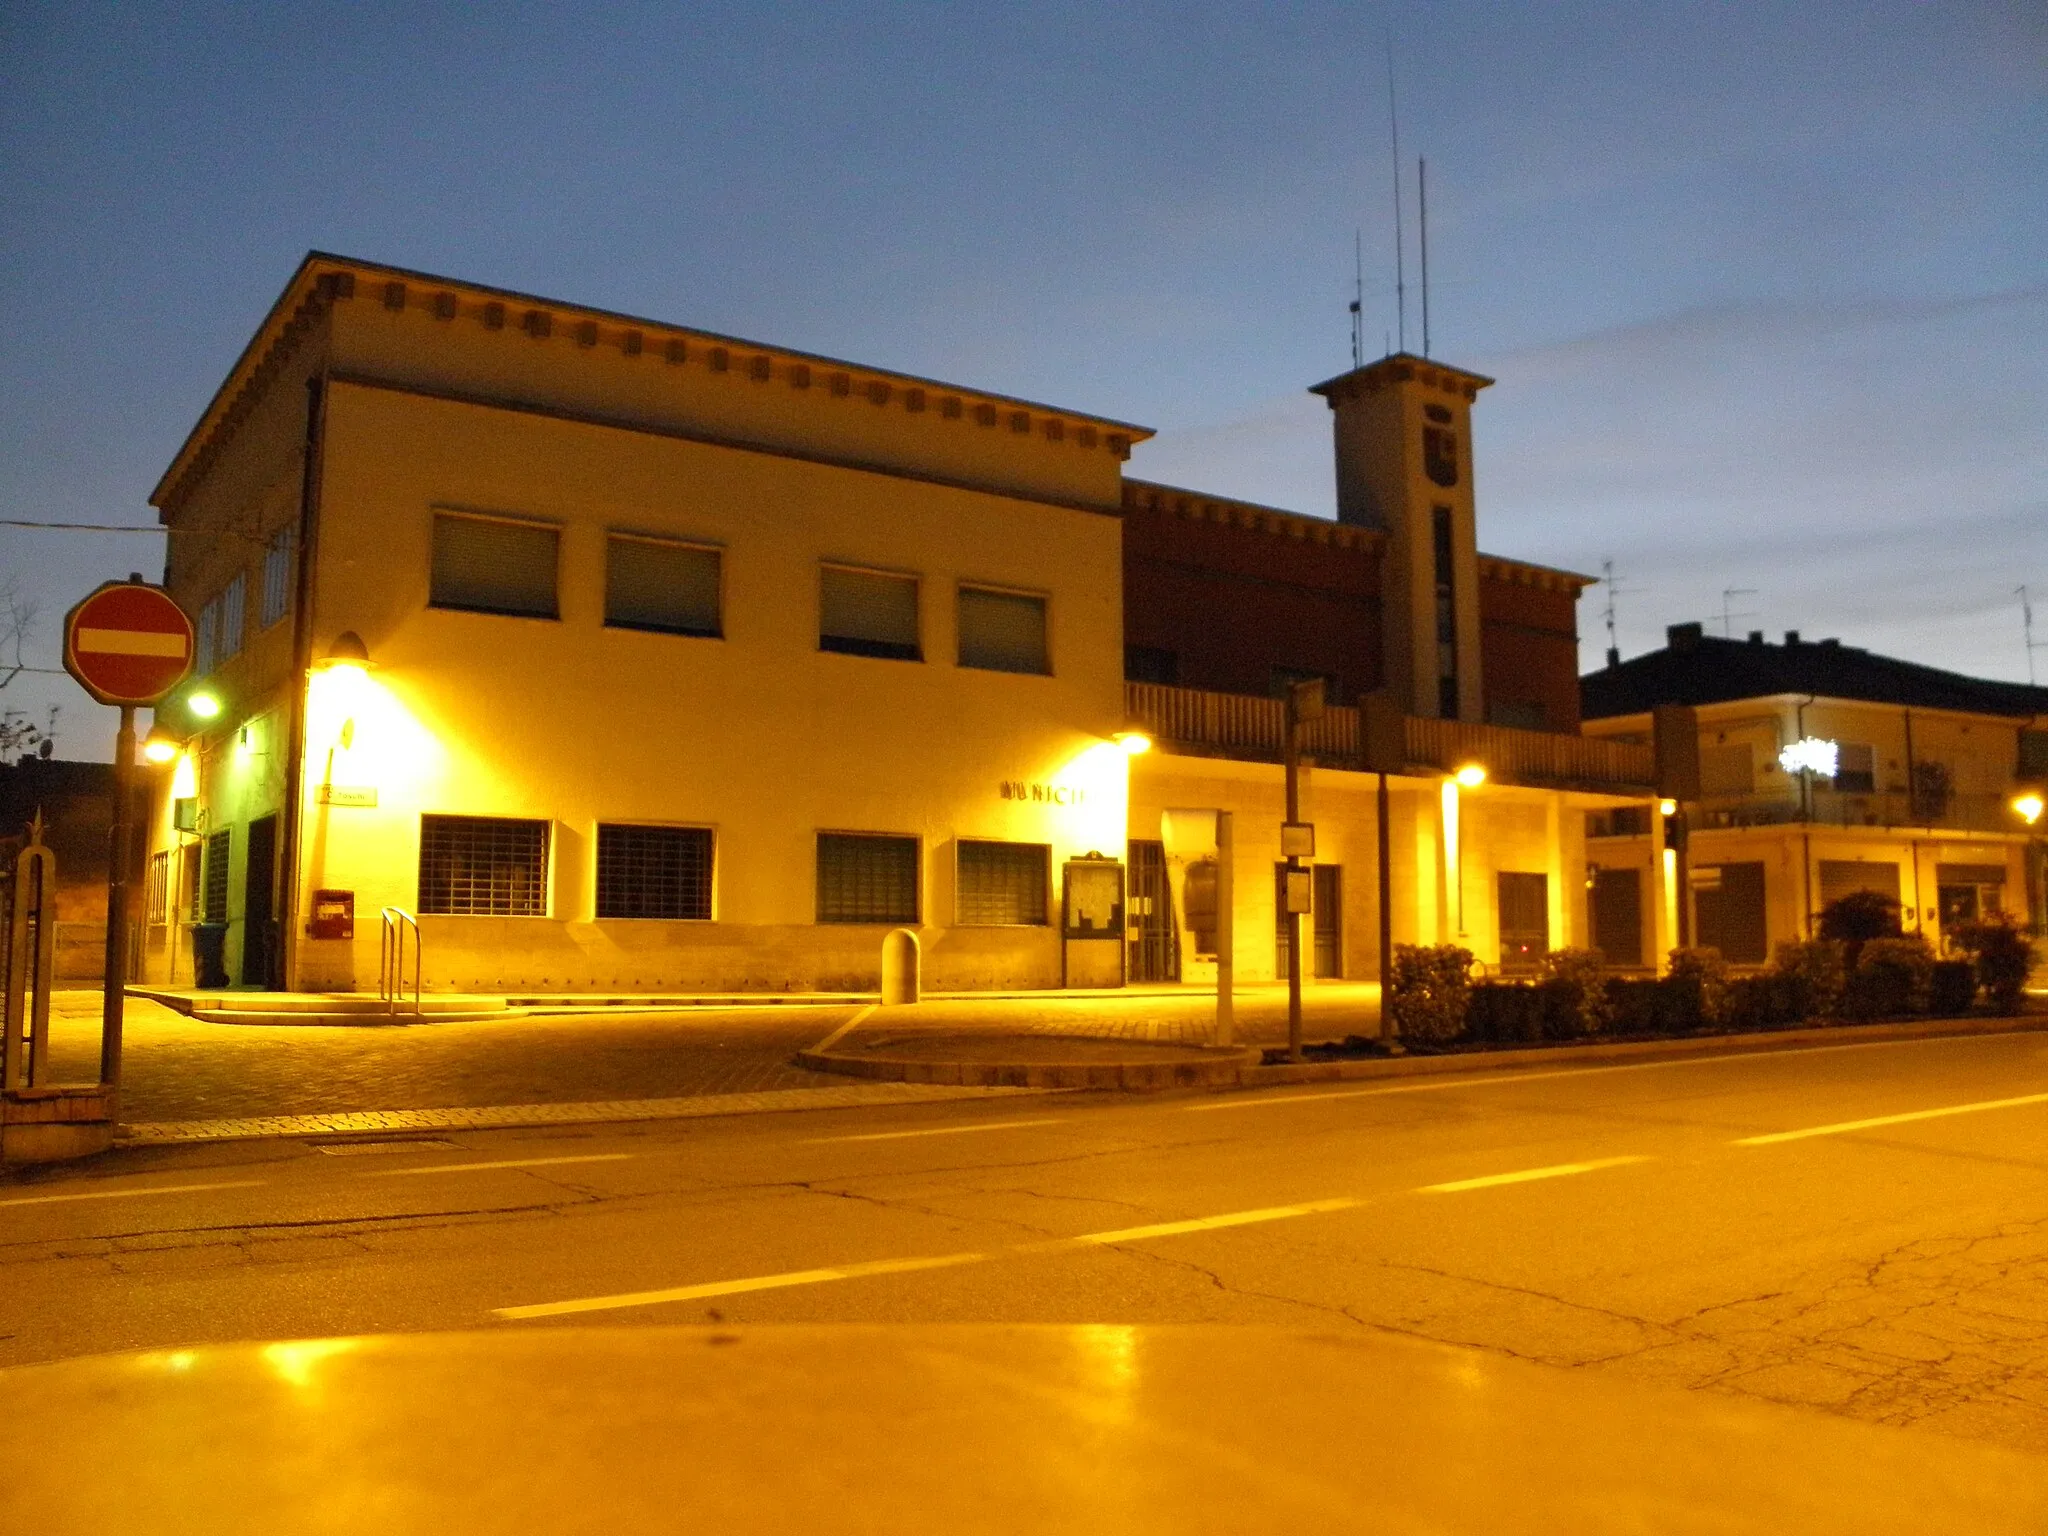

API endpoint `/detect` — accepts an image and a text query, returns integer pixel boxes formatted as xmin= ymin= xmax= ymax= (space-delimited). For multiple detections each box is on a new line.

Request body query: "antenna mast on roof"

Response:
xmin=1720 ymin=587 xmax=1758 ymax=637
xmin=1386 ymin=35 xmax=1406 ymax=355
xmin=1599 ymin=559 xmax=1637 ymax=669
xmin=1418 ymin=157 xmax=1430 ymax=358
xmin=2022 ymin=585 xmax=2046 ymax=687
xmin=1350 ymin=231 xmax=1364 ymax=368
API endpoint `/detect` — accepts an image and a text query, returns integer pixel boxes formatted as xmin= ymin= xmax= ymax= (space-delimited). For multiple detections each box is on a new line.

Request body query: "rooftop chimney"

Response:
xmin=1667 ymin=621 xmax=1704 ymax=652
xmin=1784 ymin=630 xmax=1801 ymax=646
xmin=1747 ymin=630 xmax=1765 ymax=644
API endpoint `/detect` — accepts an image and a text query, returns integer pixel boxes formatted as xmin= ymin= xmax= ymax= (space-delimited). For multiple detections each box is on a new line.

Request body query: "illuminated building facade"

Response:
xmin=1581 ymin=626 xmax=2047 ymax=964
xmin=141 ymin=254 xmax=1655 ymax=996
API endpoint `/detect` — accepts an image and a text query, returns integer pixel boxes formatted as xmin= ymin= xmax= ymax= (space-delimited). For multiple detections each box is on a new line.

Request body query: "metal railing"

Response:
xmin=1693 ymin=789 xmax=2033 ymax=836
xmin=1124 ymin=682 xmax=1656 ymax=793
xmin=379 ymin=906 xmax=421 ymax=1017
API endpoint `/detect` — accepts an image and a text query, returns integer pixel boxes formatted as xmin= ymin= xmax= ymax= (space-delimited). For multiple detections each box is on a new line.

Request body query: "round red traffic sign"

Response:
xmin=63 ymin=581 xmax=195 ymax=706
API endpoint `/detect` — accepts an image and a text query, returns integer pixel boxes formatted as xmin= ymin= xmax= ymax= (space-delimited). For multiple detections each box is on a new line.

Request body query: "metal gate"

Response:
xmin=1126 ymin=840 xmax=1177 ymax=982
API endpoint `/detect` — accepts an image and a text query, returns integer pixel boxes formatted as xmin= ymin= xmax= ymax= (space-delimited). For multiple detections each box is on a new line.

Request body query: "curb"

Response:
xmin=799 ymin=1015 xmax=2046 ymax=1093
xmin=794 ymin=1046 xmax=1262 ymax=1091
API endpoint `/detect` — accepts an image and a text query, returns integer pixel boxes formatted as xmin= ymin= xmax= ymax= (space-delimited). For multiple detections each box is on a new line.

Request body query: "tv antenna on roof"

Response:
xmin=1418 ymin=156 xmax=1430 ymax=358
xmin=1349 ymin=231 xmax=1364 ymax=368
xmin=1599 ymin=559 xmax=1638 ymax=668
xmin=2022 ymin=585 xmax=2046 ymax=686
xmin=1719 ymin=588 xmax=1759 ymax=637
xmin=1386 ymin=34 xmax=1406 ymax=355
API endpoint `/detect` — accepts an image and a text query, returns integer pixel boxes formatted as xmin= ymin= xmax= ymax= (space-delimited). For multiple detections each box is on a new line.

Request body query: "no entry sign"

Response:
xmin=63 ymin=580 xmax=195 ymax=706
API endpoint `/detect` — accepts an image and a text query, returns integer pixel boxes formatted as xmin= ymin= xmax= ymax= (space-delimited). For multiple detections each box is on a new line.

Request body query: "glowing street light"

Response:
xmin=1113 ymin=726 xmax=1151 ymax=756
xmin=141 ymin=729 xmax=179 ymax=764
xmin=1453 ymin=762 xmax=1486 ymax=788
xmin=2015 ymin=792 xmax=2045 ymax=827
xmin=1778 ymin=737 xmax=1839 ymax=779
xmin=185 ymin=690 xmax=221 ymax=720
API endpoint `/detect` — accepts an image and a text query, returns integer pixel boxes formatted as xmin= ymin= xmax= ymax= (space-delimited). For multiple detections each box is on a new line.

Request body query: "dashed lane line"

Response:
xmin=0 ymin=1179 xmax=267 ymax=1208
xmin=495 ymin=1154 xmax=1655 ymax=1321
xmin=495 ymin=1251 xmax=987 ymax=1320
xmin=802 ymin=1118 xmax=1061 ymax=1145
xmin=1733 ymin=1090 xmax=2048 ymax=1146
xmin=1419 ymin=1156 xmax=1650 ymax=1194
xmin=364 ymin=1153 xmax=637 ymax=1177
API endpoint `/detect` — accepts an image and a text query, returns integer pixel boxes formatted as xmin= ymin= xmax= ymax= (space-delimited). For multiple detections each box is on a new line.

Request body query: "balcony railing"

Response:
xmin=1694 ymin=789 xmax=2032 ymax=837
xmin=1125 ymin=682 xmax=1656 ymax=794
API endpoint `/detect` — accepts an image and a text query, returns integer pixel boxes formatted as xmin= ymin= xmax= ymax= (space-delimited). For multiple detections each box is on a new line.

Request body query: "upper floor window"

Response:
xmin=431 ymin=511 xmax=559 ymax=620
xmin=1125 ymin=645 xmax=1178 ymax=686
xmin=261 ymin=526 xmax=294 ymax=629
xmin=1833 ymin=743 xmax=1876 ymax=795
xmin=820 ymin=566 xmax=920 ymax=661
xmin=195 ymin=574 xmax=246 ymax=674
xmin=957 ymin=586 xmax=1049 ymax=675
xmin=606 ymin=535 xmax=722 ymax=638
xmin=2019 ymin=729 xmax=2048 ymax=782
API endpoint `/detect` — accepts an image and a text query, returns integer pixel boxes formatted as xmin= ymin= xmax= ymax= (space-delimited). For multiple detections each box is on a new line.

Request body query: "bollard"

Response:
xmin=880 ymin=928 xmax=921 ymax=1006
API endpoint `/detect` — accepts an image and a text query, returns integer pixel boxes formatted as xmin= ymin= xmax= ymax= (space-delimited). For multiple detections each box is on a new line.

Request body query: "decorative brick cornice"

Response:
xmin=1477 ymin=554 xmax=1597 ymax=593
xmin=1309 ymin=351 xmax=1495 ymax=405
xmin=154 ymin=253 xmax=1154 ymax=516
xmin=1121 ymin=479 xmax=1384 ymax=553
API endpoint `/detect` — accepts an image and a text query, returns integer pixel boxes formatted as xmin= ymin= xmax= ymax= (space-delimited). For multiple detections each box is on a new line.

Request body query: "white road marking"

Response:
xmin=1733 ymin=1090 xmax=2048 ymax=1146
xmin=808 ymin=1003 xmax=878 ymax=1054
xmin=0 ymin=1179 xmax=266 ymax=1208
xmin=495 ymin=1250 xmax=986 ymax=1319
xmin=1183 ymin=1031 xmax=2033 ymax=1113
xmin=1419 ymin=1156 xmax=1650 ymax=1194
xmin=1059 ymin=1197 xmax=1366 ymax=1247
xmin=803 ymin=1118 xmax=1060 ymax=1145
xmin=365 ymin=1153 xmax=636 ymax=1177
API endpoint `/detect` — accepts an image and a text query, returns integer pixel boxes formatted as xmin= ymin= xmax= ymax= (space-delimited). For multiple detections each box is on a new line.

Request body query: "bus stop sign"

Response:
xmin=62 ymin=580 xmax=194 ymax=706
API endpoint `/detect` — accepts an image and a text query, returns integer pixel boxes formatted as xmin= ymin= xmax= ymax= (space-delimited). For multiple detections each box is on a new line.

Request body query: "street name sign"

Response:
xmin=62 ymin=580 xmax=194 ymax=705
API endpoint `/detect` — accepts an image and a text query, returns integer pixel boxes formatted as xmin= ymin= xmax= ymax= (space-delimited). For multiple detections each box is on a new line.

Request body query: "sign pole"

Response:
xmin=101 ymin=705 xmax=135 ymax=1097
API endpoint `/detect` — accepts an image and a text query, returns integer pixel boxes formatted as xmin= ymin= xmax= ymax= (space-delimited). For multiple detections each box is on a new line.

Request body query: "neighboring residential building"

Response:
xmin=140 ymin=253 xmax=1656 ymax=996
xmin=0 ymin=757 xmax=140 ymax=982
xmin=1580 ymin=623 xmax=2048 ymax=968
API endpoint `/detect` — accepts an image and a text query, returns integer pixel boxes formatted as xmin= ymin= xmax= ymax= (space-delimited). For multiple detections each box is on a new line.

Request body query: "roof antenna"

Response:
xmin=1386 ymin=34 xmax=1405 ymax=355
xmin=1349 ymin=230 xmax=1364 ymax=369
xmin=2023 ymin=585 xmax=2045 ymax=686
xmin=1720 ymin=587 xmax=1758 ymax=637
xmin=1600 ymin=559 xmax=1636 ymax=668
xmin=1418 ymin=156 xmax=1430 ymax=359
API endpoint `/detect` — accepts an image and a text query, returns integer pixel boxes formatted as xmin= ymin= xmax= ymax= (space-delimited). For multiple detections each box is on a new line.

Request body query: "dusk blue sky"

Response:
xmin=3 ymin=1 xmax=2043 ymax=757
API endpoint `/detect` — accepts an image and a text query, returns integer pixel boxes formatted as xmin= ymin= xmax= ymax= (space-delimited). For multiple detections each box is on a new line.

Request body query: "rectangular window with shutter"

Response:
xmin=1833 ymin=743 xmax=1876 ymax=794
xmin=418 ymin=815 xmax=551 ymax=916
xmin=261 ymin=526 xmax=294 ymax=629
xmin=605 ymin=536 xmax=722 ymax=637
xmin=956 ymin=840 xmax=1049 ymax=925
xmin=819 ymin=566 xmax=920 ymax=661
xmin=217 ymin=573 xmax=246 ymax=662
xmin=431 ymin=511 xmax=560 ymax=619
xmin=817 ymin=833 xmax=919 ymax=923
xmin=958 ymin=587 xmax=1049 ymax=675
xmin=203 ymin=829 xmax=231 ymax=924
xmin=595 ymin=824 xmax=714 ymax=919
xmin=194 ymin=598 xmax=218 ymax=675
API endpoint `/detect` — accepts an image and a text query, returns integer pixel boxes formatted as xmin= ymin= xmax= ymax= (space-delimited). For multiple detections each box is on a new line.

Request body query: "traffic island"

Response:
xmin=797 ymin=1035 xmax=1260 ymax=1090
xmin=2 ymin=1085 xmax=116 ymax=1164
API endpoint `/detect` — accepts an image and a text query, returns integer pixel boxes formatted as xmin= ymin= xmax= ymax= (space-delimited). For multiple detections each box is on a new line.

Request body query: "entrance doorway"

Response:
xmin=1590 ymin=867 xmax=1643 ymax=968
xmin=1274 ymin=864 xmax=1344 ymax=979
xmin=242 ymin=814 xmax=278 ymax=988
xmin=1497 ymin=870 xmax=1550 ymax=975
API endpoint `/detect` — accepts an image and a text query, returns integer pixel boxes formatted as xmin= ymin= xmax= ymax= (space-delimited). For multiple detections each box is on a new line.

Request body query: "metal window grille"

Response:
xmin=146 ymin=850 xmax=170 ymax=925
xmin=819 ymin=567 xmax=920 ymax=660
xmin=816 ymin=833 xmax=919 ymax=924
xmin=956 ymin=840 xmax=1048 ymax=925
xmin=595 ymin=825 xmax=713 ymax=920
xmin=430 ymin=512 xmax=560 ymax=619
xmin=418 ymin=815 xmax=550 ymax=916
xmin=605 ymin=537 xmax=722 ymax=636
xmin=957 ymin=588 xmax=1049 ymax=675
xmin=217 ymin=573 xmax=246 ymax=662
xmin=203 ymin=830 xmax=231 ymax=924
xmin=261 ymin=526 xmax=294 ymax=629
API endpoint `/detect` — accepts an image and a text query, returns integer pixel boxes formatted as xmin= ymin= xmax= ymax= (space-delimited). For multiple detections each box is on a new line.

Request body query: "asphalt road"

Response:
xmin=4 ymin=1029 xmax=2045 ymax=1454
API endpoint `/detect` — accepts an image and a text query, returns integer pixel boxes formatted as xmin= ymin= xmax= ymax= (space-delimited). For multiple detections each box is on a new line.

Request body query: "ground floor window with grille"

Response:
xmin=596 ymin=824 xmax=713 ymax=920
xmin=956 ymin=840 xmax=1048 ymax=925
xmin=145 ymin=850 xmax=170 ymax=926
xmin=817 ymin=833 xmax=919 ymax=924
xmin=202 ymin=829 xmax=231 ymax=924
xmin=419 ymin=815 xmax=550 ymax=916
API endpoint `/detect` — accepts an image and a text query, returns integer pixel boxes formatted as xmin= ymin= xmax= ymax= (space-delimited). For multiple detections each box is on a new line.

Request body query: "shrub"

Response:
xmin=1770 ymin=939 xmax=1847 ymax=1022
xmin=1465 ymin=982 xmax=1547 ymax=1044
xmin=1536 ymin=948 xmax=1611 ymax=1037
xmin=1604 ymin=977 xmax=1664 ymax=1035
xmin=1662 ymin=947 xmax=1732 ymax=1031
xmin=1845 ymin=935 xmax=1934 ymax=1019
xmin=1817 ymin=890 xmax=1903 ymax=973
xmin=1389 ymin=943 xmax=1475 ymax=1042
xmin=1928 ymin=959 xmax=1976 ymax=1017
xmin=1951 ymin=913 xmax=2037 ymax=1016
xmin=1723 ymin=972 xmax=1798 ymax=1031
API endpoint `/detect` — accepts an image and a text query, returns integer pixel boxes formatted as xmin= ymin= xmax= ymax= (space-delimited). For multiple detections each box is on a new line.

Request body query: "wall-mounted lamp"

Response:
xmin=141 ymin=728 xmax=179 ymax=765
xmin=1113 ymin=724 xmax=1152 ymax=757
xmin=186 ymin=690 xmax=222 ymax=720
xmin=1453 ymin=762 xmax=1486 ymax=788
xmin=2015 ymin=792 xmax=2045 ymax=827
xmin=1658 ymin=798 xmax=1678 ymax=817
xmin=318 ymin=631 xmax=372 ymax=673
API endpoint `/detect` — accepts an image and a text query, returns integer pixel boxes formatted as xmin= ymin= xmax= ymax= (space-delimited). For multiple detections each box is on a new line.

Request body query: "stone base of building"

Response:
xmin=2 ymin=1085 xmax=116 ymax=1164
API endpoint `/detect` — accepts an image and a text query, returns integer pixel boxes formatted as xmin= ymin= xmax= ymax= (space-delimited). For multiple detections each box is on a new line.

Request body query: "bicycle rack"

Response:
xmin=379 ymin=906 xmax=421 ymax=1018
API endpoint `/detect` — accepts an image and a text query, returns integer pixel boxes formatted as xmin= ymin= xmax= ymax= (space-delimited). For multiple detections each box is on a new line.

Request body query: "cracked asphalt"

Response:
xmin=3 ymin=1027 xmax=2045 ymax=1456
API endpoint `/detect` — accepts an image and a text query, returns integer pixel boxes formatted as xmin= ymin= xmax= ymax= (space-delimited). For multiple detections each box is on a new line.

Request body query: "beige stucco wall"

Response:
xmin=280 ymin=378 xmax=1126 ymax=993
